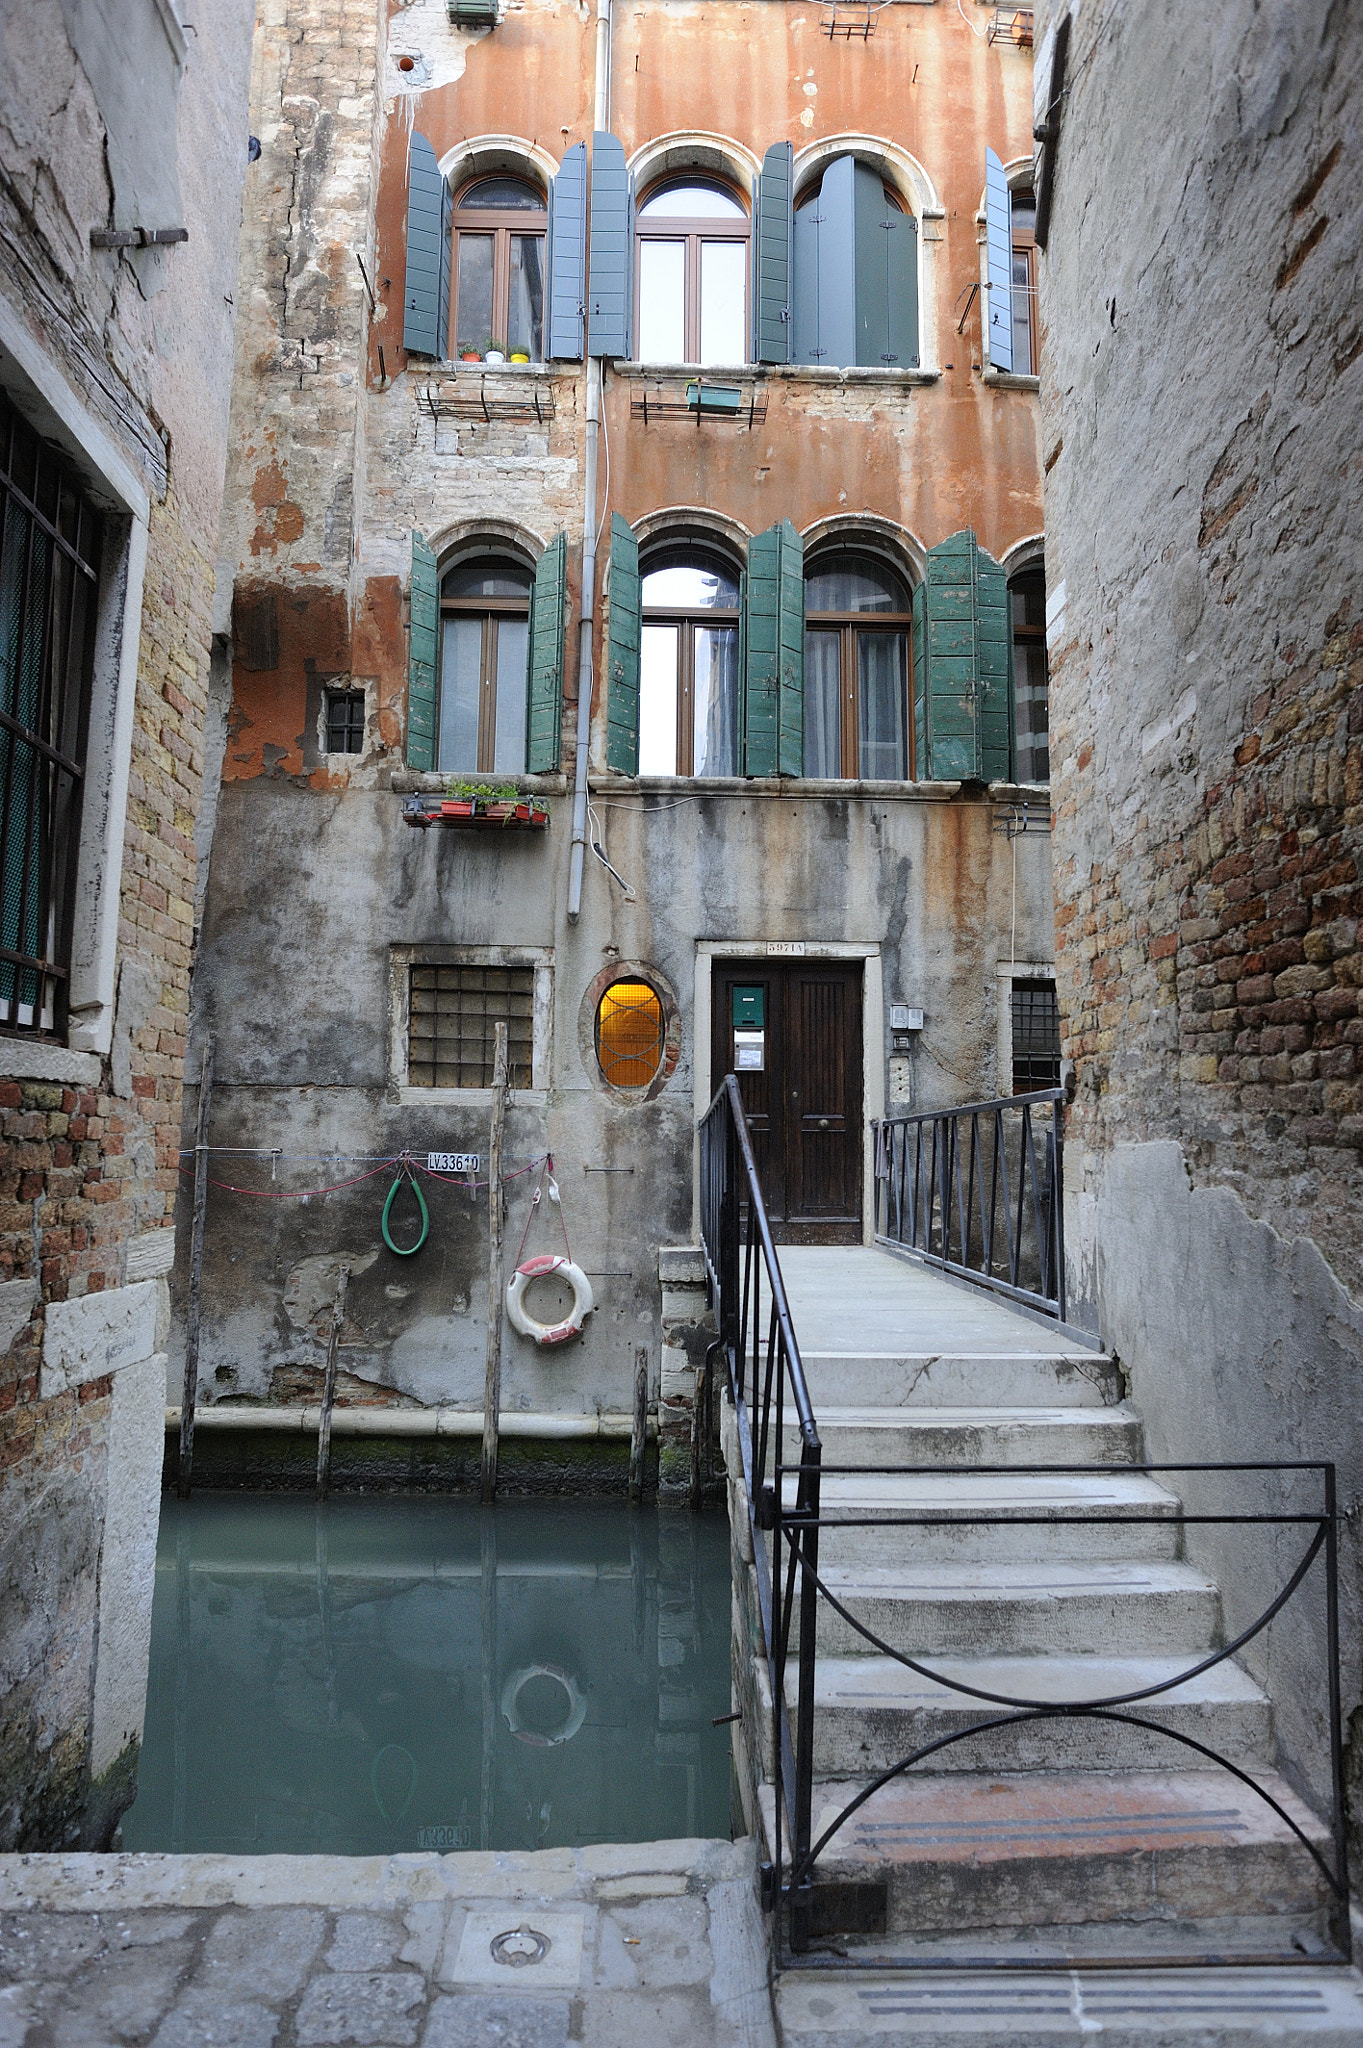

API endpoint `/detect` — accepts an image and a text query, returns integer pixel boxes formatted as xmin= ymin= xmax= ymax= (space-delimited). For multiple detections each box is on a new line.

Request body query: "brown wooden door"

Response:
xmin=711 ymin=961 xmax=863 ymax=1244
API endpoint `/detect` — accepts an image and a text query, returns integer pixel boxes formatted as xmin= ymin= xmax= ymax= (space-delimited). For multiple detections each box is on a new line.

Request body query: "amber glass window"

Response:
xmin=640 ymin=553 xmax=741 ymax=776
xmin=1010 ymin=564 xmax=1049 ymax=783
xmin=1010 ymin=189 xmax=1038 ymax=376
xmin=803 ymin=554 xmax=912 ymax=779
xmin=452 ymin=175 xmax=547 ymax=361
xmin=438 ymin=556 xmax=531 ymax=774
xmin=596 ymin=981 xmax=665 ymax=1089
xmin=635 ymin=180 xmax=749 ymax=366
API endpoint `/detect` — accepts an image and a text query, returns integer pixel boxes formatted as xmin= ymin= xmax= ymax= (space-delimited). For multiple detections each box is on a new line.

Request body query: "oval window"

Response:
xmin=596 ymin=981 xmax=666 ymax=1089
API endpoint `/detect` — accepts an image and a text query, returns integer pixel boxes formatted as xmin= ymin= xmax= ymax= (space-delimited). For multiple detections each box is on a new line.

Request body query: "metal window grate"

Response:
xmin=409 ymin=964 xmax=534 ymax=1088
xmin=0 ymin=390 xmax=103 ymax=1041
xmin=596 ymin=980 xmax=665 ymax=1089
xmin=325 ymin=689 xmax=365 ymax=755
xmin=1011 ymin=977 xmax=1061 ymax=1091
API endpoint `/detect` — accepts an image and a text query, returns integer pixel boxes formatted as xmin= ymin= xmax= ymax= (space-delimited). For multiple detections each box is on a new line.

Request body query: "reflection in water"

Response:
xmin=122 ymin=1496 xmax=733 ymax=1856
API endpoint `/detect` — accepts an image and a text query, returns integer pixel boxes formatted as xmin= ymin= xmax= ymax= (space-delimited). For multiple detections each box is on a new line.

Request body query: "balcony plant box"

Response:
xmin=405 ymin=786 xmax=551 ymax=830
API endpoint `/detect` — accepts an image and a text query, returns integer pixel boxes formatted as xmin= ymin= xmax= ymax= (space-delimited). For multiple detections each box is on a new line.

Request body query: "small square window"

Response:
xmin=409 ymin=964 xmax=534 ymax=1088
xmin=325 ymin=690 xmax=366 ymax=754
xmin=1010 ymin=978 xmax=1060 ymax=1092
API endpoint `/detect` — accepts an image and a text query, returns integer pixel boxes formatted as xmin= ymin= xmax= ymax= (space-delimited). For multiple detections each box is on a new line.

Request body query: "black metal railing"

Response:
xmin=873 ymin=1088 xmax=1066 ymax=1319
xmin=703 ymin=1076 xmax=1352 ymax=1969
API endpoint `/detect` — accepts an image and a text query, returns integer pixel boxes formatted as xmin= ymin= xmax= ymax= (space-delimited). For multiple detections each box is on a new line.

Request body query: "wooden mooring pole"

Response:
xmin=480 ymin=1022 xmax=508 ymax=1504
xmin=177 ymin=1036 xmax=214 ymax=1500
xmin=315 ymin=1263 xmax=351 ymax=1502
xmin=629 ymin=1344 xmax=648 ymax=1503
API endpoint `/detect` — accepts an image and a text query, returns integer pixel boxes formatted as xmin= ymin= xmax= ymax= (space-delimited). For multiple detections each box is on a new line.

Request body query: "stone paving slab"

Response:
xmin=0 ymin=1840 xmax=775 ymax=2047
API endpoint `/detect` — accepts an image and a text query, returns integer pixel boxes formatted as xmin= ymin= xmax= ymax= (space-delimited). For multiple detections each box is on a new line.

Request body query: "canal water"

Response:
xmin=122 ymin=1495 xmax=734 ymax=1857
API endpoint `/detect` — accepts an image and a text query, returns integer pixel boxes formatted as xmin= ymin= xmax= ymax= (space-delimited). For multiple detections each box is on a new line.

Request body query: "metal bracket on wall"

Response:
xmin=994 ymin=800 xmax=1053 ymax=839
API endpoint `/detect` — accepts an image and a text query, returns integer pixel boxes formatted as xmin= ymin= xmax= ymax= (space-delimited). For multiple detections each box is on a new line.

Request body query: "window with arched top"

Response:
xmin=596 ymin=980 xmax=667 ymax=1090
xmin=639 ymin=549 xmax=742 ymax=775
xmin=793 ymin=157 xmax=918 ymax=370
xmin=635 ymin=179 xmax=750 ymax=365
xmin=1010 ymin=560 xmax=1049 ymax=783
xmin=1009 ymin=188 xmax=1038 ymax=375
xmin=452 ymin=174 xmax=547 ymax=362
xmin=438 ymin=554 xmax=533 ymax=772
xmin=804 ymin=553 xmax=913 ymax=779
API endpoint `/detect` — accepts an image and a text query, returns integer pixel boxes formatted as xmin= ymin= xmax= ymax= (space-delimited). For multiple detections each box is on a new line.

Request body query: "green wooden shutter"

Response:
xmin=588 ymin=132 xmax=633 ymax=359
xmin=525 ymin=533 xmax=567 ymax=771
xmin=744 ymin=520 xmax=804 ymax=776
xmin=605 ymin=515 xmax=641 ymax=772
xmin=975 ymin=541 xmax=1013 ymax=780
xmin=754 ymin=141 xmax=793 ymax=364
xmin=885 ymin=202 xmax=918 ymax=369
xmin=985 ymin=148 xmax=1014 ymax=372
xmin=792 ymin=194 xmax=822 ymax=365
xmin=548 ymin=142 xmax=587 ymax=360
xmin=408 ymin=531 xmax=439 ymax=771
xmin=403 ymin=133 xmax=450 ymax=359
xmin=918 ymin=531 xmax=1013 ymax=781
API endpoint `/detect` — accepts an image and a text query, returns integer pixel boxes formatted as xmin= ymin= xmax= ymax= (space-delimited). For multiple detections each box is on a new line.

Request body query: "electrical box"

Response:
xmin=889 ymin=1005 xmax=924 ymax=1032
xmin=732 ymin=986 xmax=765 ymax=1029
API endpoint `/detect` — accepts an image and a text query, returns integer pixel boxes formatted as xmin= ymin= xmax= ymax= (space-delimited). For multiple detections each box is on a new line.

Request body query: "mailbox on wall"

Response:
xmin=732 ymin=986 xmax=765 ymax=1071
xmin=732 ymin=987 xmax=765 ymax=1028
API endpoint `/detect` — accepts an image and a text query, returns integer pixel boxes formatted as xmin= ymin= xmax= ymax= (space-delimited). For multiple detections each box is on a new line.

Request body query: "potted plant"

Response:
xmin=509 ymin=350 xmax=531 ymax=365
xmin=484 ymin=338 xmax=507 ymax=365
xmin=459 ymin=345 xmax=481 ymax=363
xmin=438 ymin=779 xmax=550 ymax=826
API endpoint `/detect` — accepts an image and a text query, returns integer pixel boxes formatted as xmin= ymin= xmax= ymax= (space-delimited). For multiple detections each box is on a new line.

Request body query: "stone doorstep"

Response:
xmin=756 ymin=1769 xmax=1335 ymax=1933
xmin=790 ymin=1405 xmax=1144 ymax=1466
xmin=775 ymin=1966 xmax=1363 ymax=2043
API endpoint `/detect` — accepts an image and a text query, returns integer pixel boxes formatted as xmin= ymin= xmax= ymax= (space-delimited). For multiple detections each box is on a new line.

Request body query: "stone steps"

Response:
xmin=809 ymin=1560 xmax=1223 ymax=1658
xmin=767 ymin=1652 xmax=1273 ymax=1776
xmin=798 ymin=1351 xmax=1125 ymax=1410
xmin=791 ymin=1404 xmax=1143 ymax=1467
xmin=795 ymin=1470 xmax=1184 ymax=1567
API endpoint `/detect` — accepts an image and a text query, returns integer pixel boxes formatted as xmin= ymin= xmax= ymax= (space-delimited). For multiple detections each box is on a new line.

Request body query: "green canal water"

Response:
xmin=121 ymin=1495 xmax=735 ymax=1857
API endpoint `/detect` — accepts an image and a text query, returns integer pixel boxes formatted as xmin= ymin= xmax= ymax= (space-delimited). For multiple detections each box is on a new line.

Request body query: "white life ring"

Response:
xmin=506 ymin=1253 xmax=595 ymax=1346
xmin=500 ymin=1663 xmax=587 ymax=1747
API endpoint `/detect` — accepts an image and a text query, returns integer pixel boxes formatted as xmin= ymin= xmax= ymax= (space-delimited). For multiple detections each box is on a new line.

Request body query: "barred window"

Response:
xmin=596 ymin=980 xmax=665 ymax=1089
xmin=325 ymin=689 xmax=365 ymax=754
xmin=0 ymin=392 xmax=103 ymax=1040
xmin=409 ymin=964 xmax=534 ymax=1088
xmin=1010 ymin=977 xmax=1060 ymax=1092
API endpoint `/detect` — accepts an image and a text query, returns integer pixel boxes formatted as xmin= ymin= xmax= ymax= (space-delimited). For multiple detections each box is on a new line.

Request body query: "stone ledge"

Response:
xmin=40 ymin=1282 xmax=163 ymax=1396
xmin=0 ymin=1039 xmax=101 ymax=1085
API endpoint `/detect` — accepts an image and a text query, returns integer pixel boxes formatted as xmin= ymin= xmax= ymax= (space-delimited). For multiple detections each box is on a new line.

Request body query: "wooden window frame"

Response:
xmin=1009 ymin=562 xmax=1049 ymax=784
xmin=439 ymin=570 xmax=531 ymax=773
xmin=450 ymin=177 xmax=548 ymax=361
xmin=640 ymin=601 xmax=741 ymax=776
xmin=804 ymin=602 xmax=915 ymax=780
xmin=1010 ymin=192 xmax=1038 ymax=376
xmin=634 ymin=177 xmax=750 ymax=365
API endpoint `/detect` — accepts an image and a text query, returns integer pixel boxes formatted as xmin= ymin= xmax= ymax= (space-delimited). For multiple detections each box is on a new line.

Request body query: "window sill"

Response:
xmin=0 ymin=1038 xmax=101 ymax=1086
xmin=620 ymin=362 xmax=939 ymax=386
xmin=395 ymin=1086 xmax=549 ymax=1109
xmin=433 ymin=361 xmax=566 ymax=377
xmin=592 ymin=774 xmax=966 ymax=801
xmin=980 ymin=366 xmax=1041 ymax=392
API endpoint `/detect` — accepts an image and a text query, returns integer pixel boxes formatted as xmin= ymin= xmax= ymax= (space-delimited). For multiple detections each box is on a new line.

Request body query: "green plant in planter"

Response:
xmin=447 ymin=779 xmax=520 ymax=805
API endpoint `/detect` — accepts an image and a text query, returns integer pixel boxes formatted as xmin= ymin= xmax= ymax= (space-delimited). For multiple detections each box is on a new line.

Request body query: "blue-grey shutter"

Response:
xmin=744 ymin=520 xmax=804 ymax=776
xmin=588 ymin=132 xmax=633 ymax=359
xmin=985 ymin=148 xmax=1014 ymax=373
xmin=753 ymin=142 xmax=793 ymax=365
xmin=403 ymin=133 xmax=450 ymax=359
xmin=525 ymin=533 xmax=567 ymax=771
xmin=408 ymin=532 xmax=439 ymax=771
xmin=853 ymin=164 xmax=918 ymax=367
xmin=885 ymin=198 xmax=918 ymax=368
xmin=792 ymin=154 xmax=857 ymax=369
xmin=605 ymin=515 xmax=641 ymax=772
xmin=918 ymin=530 xmax=1013 ymax=781
xmin=547 ymin=142 xmax=587 ymax=360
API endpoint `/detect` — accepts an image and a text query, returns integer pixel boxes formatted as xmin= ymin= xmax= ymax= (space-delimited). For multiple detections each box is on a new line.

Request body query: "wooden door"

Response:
xmin=711 ymin=961 xmax=863 ymax=1244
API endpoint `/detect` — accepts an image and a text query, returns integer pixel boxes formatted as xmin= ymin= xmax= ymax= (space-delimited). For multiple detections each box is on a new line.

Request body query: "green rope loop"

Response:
xmin=382 ymin=1166 xmax=430 ymax=1256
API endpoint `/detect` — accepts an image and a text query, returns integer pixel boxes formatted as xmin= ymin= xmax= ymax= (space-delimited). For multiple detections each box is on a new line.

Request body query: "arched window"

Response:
xmin=438 ymin=555 xmax=532 ymax=772
xmin=1010 ymin=561 xmax=1049 ymax=783
xmin=639 ymin=550 xmax=741 ymax=775
xmin=635 ymin=180 xmax=749 ymax=365
xmin=804 ymin=553 xmax=912 ymax=779
xmin=1010 ymin=188 xmax=1038 ymax=374
xmin=596 ymin=980 xmax=666 ymax=1090
xmin=793 ymin=158 xmax=918 ymax=370
xmin=452 ymin=174 xmax=547 ymax=362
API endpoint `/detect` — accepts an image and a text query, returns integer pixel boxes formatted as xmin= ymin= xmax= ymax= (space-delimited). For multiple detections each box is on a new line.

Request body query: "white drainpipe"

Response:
xmin=567 ymin=0 xmax=612 ymax=924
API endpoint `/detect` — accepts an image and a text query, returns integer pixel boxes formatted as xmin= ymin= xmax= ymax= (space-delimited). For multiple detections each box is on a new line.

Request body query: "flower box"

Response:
xmin=404 ymin=795 xmax=550 ymax=831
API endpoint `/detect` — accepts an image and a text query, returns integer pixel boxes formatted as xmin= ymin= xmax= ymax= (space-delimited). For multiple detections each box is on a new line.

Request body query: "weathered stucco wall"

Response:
xmin=1037 ymin=0 xmax=1363 ymax=1826
xmin=0 ymin=0 xmax=253 ymax=1847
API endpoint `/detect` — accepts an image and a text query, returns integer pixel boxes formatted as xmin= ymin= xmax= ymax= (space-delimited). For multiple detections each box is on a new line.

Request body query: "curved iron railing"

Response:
xmin=702 ymin=1077 xmax=1351 ymax=1968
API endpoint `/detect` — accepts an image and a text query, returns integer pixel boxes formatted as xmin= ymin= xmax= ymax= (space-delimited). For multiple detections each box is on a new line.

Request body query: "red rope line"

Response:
xmin=177 ymin=1153 xmax=553 ymax=1201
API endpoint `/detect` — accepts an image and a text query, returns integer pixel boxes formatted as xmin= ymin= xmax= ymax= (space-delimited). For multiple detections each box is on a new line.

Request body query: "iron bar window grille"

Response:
xmin=1011 ymin=975 xmax=1060 ymax=1091
xmin=699 ymin=1076 xmax=1350 ymax=1969
xmin=0 ymin=391 xmax=103 ymax=1041
xmin=408 ymin=963 xmax=533 ymax=1088
xmin=325 ymin=689 xmax=365 ymax=754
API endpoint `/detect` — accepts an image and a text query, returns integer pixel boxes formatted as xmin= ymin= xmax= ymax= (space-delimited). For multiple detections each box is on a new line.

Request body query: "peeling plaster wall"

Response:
xmin=1037 ymin=0 xmax=1363 ymax=1828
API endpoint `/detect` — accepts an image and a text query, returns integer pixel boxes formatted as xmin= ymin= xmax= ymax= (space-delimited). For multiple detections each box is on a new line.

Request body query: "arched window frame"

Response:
xmin=1003 ymin=539 xmax=1049 ymax=785
xmin=802 ymin=546 xmax=915 ymax=780
xmin=638 ymin=539 xmax=745 ymax=776
xmin=790 ymin=138 xmax=941 ymax=376
xmin=450 ymin=171 xmax=549 ymax=362
xmin=632 ymin=174 xmax=751 ymax=366
xmin=979 ymin=155 xmax=1040 ymax=384
xmin=435 ymin=543 xmax=536 ymax=774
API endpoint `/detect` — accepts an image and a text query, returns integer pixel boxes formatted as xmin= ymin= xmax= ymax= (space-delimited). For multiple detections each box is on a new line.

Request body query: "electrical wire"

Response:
xmin=956 ymin=0 xmax=987 ymax=35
